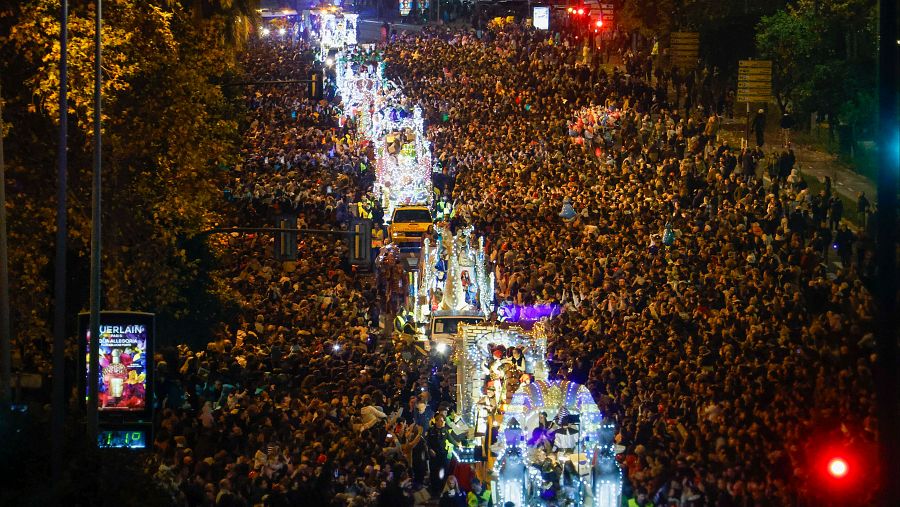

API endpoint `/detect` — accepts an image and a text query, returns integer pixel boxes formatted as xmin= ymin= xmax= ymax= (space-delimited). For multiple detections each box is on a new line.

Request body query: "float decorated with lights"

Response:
xmin=372 ymin=103 xmax=433 ymax=217
xmin=302 ymin=5 xmax=358 ymax=57
xmin=451 ymin=322 xmax=623 ymax=507
xmin=331 ymin=46 xmax=433 ymax=217
xmin=414 ymin=223 xmax=495 ymax=322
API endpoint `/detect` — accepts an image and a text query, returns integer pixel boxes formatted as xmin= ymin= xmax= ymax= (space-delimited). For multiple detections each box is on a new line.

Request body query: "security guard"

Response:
xmin=370 ymin=226 xmax=384 ymax=268
xmin=435 ymin=196 xmax=449 ymax=221
xmin=357 ymin=198 xmax=372 ymax=219
xmin=467 ymin=478 xmax=491 ymax=507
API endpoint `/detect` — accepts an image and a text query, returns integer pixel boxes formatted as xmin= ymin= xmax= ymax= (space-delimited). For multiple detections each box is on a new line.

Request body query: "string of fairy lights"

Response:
xmin=312 ymin=15 xmax=621 ymax=506
xmin=332 ymin=43 xmax=432 ymax=218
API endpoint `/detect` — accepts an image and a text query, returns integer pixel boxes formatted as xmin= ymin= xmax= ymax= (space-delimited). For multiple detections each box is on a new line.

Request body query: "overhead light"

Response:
xmin=261 ymin=27 xmax=270 ymax=37
xmin=278 ymin=28 xmax=287 ymax=36
xmin=436 ymin=342 xmax=448 ymax=354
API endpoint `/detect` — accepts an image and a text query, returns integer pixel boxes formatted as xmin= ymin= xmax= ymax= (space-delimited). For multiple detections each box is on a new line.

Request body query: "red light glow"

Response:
xmin=596 ymin=20 xmax=603 ymax=27
xmin=828 ymin=457 xmax=849 ymax=478
xmin=577 ymin=8 xmax=584 ymax=15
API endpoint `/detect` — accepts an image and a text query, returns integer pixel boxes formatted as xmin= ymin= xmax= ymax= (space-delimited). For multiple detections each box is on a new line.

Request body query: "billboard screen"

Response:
xmin=80 ymin=312 xmax=154 ymax=415
xmin=533 ymin=7 xmax=550 ymax=30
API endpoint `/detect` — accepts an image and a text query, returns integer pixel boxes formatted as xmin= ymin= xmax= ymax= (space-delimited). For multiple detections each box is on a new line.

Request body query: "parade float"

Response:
xmin=451 ymin=321 xmax=622 ymax=507
xmin=332 ymin=48 xmax=433 ymax=218
xmin=414 ymin=223 xmax=494 ymax=323
xmin=303 ymin=5 xmax=358 ymax=57
xmin=372 ymin=104 xmax=433 ymax=217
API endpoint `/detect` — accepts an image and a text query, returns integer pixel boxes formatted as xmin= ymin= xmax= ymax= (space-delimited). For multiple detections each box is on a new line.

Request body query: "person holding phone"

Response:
xmin=439 ymin=474 xmax=467 ymax=507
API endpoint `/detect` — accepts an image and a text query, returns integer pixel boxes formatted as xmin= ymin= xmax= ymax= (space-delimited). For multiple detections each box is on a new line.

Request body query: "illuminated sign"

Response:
xmin=80 ymin=312 xmax=155 ymax=417
xmin=532 ymin=6 xmax=550 ymax=30
xmin=497 ymin=302 xmax=560 ymax=322
xmin=98 ymin=428 xmax=148 ymax=449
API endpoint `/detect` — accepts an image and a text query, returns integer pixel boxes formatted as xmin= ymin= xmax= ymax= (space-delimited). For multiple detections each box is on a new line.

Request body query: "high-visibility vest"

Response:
xmin=358 ymin=202 xmax=372 ymax=219
xmin=372 ymin=228 xmax=384 ymax=248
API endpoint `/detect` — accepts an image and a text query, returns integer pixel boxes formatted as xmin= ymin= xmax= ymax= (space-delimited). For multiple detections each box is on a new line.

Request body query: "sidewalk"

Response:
xmin=718 ymin=118 xmax=876 ymax=231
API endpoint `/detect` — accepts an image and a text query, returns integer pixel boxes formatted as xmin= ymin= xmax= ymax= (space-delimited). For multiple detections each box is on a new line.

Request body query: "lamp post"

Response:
xmin=0 ymin=82 xmax=9 ymax=405
xmin=87 ymin=0 xmax=102 ymax=442
xmin=51 ymin=0 xmax=68 ymax=482
xmin=875 ymin=1 xmax=899 ymax=505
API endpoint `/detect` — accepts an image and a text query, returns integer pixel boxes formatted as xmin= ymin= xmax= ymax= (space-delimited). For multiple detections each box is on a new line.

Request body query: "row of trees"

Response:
xmin=621 ymin=0 xmax=879 ymax=142
xmin=756 ymin=0 xmax=878 ymax=137
xmin=0 ymin=0 xmax=257 ymax=364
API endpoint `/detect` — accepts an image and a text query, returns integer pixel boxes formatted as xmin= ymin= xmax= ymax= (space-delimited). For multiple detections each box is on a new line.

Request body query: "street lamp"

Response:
xmin=87 ymin=0 xmax=103 ymax=443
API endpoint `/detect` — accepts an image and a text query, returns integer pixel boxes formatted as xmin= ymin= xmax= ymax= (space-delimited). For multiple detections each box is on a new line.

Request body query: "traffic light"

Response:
xmin=308 ymin=70 xmax=323 ymax=100
xmin=827 ymin=457 xmax=849 ymax=479
xmin=274 ymin=214 xmax=298 ymax=261
xmin=348 ymin=218 xmax=372 ymax=268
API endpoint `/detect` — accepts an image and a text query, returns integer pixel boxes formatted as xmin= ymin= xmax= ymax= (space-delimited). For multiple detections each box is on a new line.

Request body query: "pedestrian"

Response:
xmin=836 ymin=225 xmax=854 ymax=267
xmin=752 ymin=108 xmax=766 ymax=147
xmin=438 ymin=475 xmax=467 ymax=507
xmin=829 ymin=196 xmax=843 ymax=231
xmin=780 ymin=108 xmax=794 ymax=147
xmin=856 ymin=191 xmax=870 ymax=227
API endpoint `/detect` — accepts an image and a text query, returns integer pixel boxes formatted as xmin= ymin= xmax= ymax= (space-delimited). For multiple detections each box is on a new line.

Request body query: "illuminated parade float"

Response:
xmin=414 ymin=223 xmax=494 ymax=322
xmin=332 ymin=46 xmax=433 ymax=218
xmin=453 ymin=322 xmax=622 ymax=507
xmin=312 ymin=15 xmax=621 ymax=506
xmin=302 ymin=5 xmax=358 ymax=57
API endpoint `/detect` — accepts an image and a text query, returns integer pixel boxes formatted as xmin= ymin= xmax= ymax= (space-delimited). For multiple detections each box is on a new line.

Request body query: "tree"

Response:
xmin=755 ymin=8 xmax=819 ymax=111
xmin=0 ymin=0 xmax=244 ymax=356
xmin=756 ymin=0 xmax=877 ymax=140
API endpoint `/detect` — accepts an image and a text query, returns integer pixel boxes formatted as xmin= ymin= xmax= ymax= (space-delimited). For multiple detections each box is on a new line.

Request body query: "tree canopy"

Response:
xmin=756 ymin=0 xmax=877 ymax=131
xmin=0 ymin=0 xmax=252 ymax=356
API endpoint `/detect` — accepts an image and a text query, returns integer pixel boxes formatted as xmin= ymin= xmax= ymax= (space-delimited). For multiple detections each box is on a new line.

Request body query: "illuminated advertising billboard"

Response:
xmin=533 ymin=6 xmax=550 ymax=30
xmin=79 ymin=312 xmax=154 ymax=417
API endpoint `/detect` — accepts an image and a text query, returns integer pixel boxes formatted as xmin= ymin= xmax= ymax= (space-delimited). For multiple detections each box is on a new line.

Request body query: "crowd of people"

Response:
xmin=225 ymin=43 xmax=375 ymax=228
xmin=149 ymin=39 xmax=464 ymax=507
xmin=141 ymin=19 xmax=882 ymax=507
xmin=382 ymin=24 xmax=879 ymax=505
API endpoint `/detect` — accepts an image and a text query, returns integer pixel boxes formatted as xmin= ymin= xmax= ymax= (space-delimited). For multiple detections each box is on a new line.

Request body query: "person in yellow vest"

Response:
xmin=371 ymin=226 xmax=384 ymax=268
xmin=435 ymin=196 xmax=449 ymax=221
xmin=357 ymin=199 xmax=372 ymax=219
xmin=467 ymin=478 xmax=491 ymax=507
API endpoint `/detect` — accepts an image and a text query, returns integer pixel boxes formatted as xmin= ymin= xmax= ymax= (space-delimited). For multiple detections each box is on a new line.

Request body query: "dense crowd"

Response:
xmin=383 ymin=25 xmax=878 ymax=505
xmin=142 ymin=21 xmax=881 ymax=507
xmin=225 ymin=43 xmax=374 ymax=228
xmin=149 ymin=39 xmax=459 ymax=507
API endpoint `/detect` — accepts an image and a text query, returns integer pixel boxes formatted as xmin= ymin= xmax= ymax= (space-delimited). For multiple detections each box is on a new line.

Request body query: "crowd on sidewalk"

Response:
xmin=148 ymin=39 xmax=468 ymax=507
xmin=139 ymin=20 xmax=881 ymax=507
xmin=383 ymin=24 xmax=879 ymax=505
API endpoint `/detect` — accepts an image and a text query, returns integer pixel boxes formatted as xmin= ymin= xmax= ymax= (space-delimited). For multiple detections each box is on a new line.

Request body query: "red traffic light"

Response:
xmin=827 ymin=457 xmax=849 ymax=479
